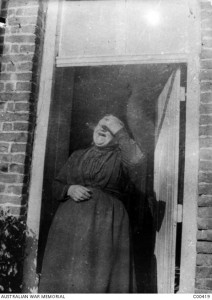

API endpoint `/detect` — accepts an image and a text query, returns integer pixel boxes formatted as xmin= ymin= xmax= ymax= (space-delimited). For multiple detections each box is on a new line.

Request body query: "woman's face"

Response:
xmin=93 ymin=119 xmax=113 ymax=147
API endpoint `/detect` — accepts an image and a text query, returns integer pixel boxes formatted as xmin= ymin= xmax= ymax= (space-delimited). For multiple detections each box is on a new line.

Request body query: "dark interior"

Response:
xmin=38 ymin=63 xmax=186 ymax=293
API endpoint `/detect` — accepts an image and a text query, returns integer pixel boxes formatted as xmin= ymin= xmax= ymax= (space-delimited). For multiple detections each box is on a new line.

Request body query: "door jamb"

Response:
xmin=22 ymin=0 xmax=61 ymax=292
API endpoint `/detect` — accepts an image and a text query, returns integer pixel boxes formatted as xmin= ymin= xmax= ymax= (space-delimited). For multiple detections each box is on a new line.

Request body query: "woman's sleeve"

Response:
xmin=115 ymin=128 xmax=145 ymax=168
xmin=52 ymin=158 xmax=71 ymax=202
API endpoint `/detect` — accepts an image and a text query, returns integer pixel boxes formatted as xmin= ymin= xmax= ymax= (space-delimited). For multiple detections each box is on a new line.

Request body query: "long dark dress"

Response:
xmin=39 ymin=129 xmax=143 ymax=293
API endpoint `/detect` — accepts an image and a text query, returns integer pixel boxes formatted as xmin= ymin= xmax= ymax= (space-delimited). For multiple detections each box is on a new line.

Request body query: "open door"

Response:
xmin=154 ymin=69 xmax=181 ymax=293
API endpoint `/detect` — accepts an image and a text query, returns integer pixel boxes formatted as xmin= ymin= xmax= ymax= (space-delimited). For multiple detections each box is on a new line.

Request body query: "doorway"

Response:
xmin=37 ymin=63 xmax=187 ymax=293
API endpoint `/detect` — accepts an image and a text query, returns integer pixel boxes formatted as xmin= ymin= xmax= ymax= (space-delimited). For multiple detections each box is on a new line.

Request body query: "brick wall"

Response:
xmin=0 ymin=0 xmax=46 ymax=217
xmin=196 ymin=0 xmax=212 ymax=293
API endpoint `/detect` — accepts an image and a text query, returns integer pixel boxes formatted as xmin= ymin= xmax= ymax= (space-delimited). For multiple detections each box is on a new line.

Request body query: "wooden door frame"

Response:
xmin=22 ymin=0 xmax=200 ymax=293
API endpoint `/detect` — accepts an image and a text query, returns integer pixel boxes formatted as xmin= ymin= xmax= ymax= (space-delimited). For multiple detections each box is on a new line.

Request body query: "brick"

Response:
xmin=3 ymin=44 xmax=11 ymax=54
xmin=16 ymin=7 xmax=39 ymax=16
xmin=197 ymin=230 xmax=212 ymax=241
xmin=200 ymin=70 xmax=212 ymax=80
xmin=0 ymin=112 xmax=31 ymax=122
xmin=7 ymin=8 xmax=16 ymax=15
xmin=201 ymin=59 xmax=212 ymax=69
xmin=20 ymin=44 xmax=35 ymax=53
xmin=197 ymin=241 xmax=212 ymax=253
xmin=200 ymin=104 xmax=212 ymax=114
xmin=0 ymin=173 xmax=23 ymax=184
xmin=7 ymin=102 xmax=14 ymax=112
xmin=16 ymin=82 xmax=31 ymax=92
xmin=199 ymin=172 xmax=212 ymax=184
xmin=202 ymin=29 xmax=212 ymax=37
xmin=15 ymin=102 xmax=31 ymax=111
xmin=7 ymin=18 xmax=19 ymax=26
xmin=200 ymin=47 xmax=212 ymax=59
xmin=6 ymin=63 xmax=16 ymax=72
xmin=11 ymin=143 xmax=27 ymax=153
xmin=10 ymin=26 xmax=33 ymax=35
xmin=0 ymin=163 xmax=9 ymax=173
xmin=0 ymin=143 xmax=9 ymax=153
xmin=7 ymin=16 xmax=37 ymax=26
xmin=5 ymin=82 xmax=15 ymax=92
xmin=0 ymin=73 xmax=11 ymax=81
xmin=0 ymin=132 xmax=29 ymax=142
xmin=0 ymin=195 xmax=23 ymax=206
xmin=15 ymin=93 xmax=31 ymax=102
xmin=16 ymin=73 xmax=32 ymax=81
xmin=200 ymin=125 xmax=212 ymax=136
xmin=7 ymin=205 xmax=27 ymax=217
xmin=19 ymin=25 xmax=37 ymax=34
xmin=4 ymin=27 xmax=10 ymax=35
xmin=199 ymin=195 xmax=212 ymax=207
xmin=200 ymin=161 xmax=212 ymax=172
xmin=7 ymin=185 xmax=24 ymax=196
xmin=202 ymin=39 xmax=212 ymax=48
xmin=201 ymin=81 xmax=212 ymax=92
xmin=196 ymin=278 xmax=212 ymax=290
xmin=0 ymin=102 xmax=5 ymax=110
xmin=5 ymin=35 xmax=36 ymax=44
xmin=0 ymin=92 xmax=30 ymax=102
xmin=0 ymin=10 xmax=7 ymax=20
xmin=0 ymin=83 xmax=4 ymax=92
xmin=11 ymin=44 xmax=19 ymax=53
xmin=198 ymin=218 xmax=212 ymax=230
xmin=196 ymin=266 xmax=212 ymax=278
xmin=199 ymin=183 xmax=212 ymax=194
xmin=199 ymin=207 xmax=212 ymax=218
xmin=200 ymin=115 xmax=212 ymax=125
xmin=8 ymin=0 xmax=38 ymax=8
xmin=0 ymin=185 xmax=5 ymax=193
xmin=0 ymin=73 xmax=16 ymax=83
xmin=13 ymin=16 xmax=38 ymax=26
xmin=17 ymin=62 xmax=33 ymax=71
xmin=201 ymin=10 xmax=212 ymax=20
xmin=13 ymin=122 xmax=29 ymax=131
xmin=201 ymin=19 xmax=212 ymax=30
xmin=0 ymin=154 xmax=12 ymax=163
xmin=201 ymin=2 xmax=212 ymax=11
xmin=2 ymin=54 xmax=34 ymax=64
xmin=9 ymin=164 xmax=25 ymax=174
xmin=2 ymin=123 xmax=13 ymax=131
xmin=200 ymin=138 xmax=212 ymax=148
xmin=1 ymin=64 xmax=6 ymax=72
xmin=200 ymin=149 xmax=212 ymax=160
xmin=11 ymin=154 xmax=27 ymax=164
xmin=197 ymin=254 xmax=212 ymax=266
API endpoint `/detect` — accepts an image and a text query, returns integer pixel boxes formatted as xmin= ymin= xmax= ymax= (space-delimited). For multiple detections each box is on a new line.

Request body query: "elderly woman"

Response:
xmin=39 ymin=115 xmax=144 ymax=293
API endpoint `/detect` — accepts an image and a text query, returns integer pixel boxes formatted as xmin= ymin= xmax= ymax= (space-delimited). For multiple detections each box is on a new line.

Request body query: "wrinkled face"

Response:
xmin=93 ymin=119 xmax=113 ymax=147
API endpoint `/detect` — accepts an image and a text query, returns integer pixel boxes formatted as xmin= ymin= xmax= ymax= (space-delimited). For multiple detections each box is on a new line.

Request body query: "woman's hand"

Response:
xmin=67 ymin=185 xmax=92 ymax=202
xmin=99 ymin=115 xmax=124 ymax=135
